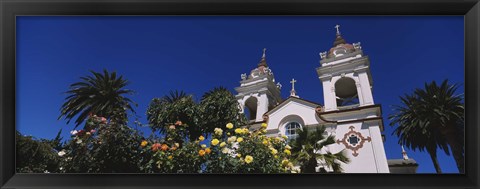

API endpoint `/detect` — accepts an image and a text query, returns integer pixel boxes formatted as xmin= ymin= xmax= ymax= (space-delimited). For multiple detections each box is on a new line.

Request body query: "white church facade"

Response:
xmin=234 ymin=25 xmax=418 ymax=173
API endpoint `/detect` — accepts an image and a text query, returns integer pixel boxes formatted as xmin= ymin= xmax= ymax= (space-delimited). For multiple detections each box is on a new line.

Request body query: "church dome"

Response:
xmin=328 ymin=34 xmax=355 ymax=58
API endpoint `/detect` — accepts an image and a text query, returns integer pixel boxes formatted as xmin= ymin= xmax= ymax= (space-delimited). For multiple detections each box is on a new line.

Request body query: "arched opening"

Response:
xmin=279 ymin=114 xmax=305 ymax=140
xmin=335 ymin=77 xmax=359 ymax=107
xmin=244 ymin=97 xmax=258 ymax=121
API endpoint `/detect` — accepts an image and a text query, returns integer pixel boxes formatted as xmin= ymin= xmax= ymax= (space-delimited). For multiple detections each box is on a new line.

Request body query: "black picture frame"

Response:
xmin=1 ymin=0 xmax=479 ymax=188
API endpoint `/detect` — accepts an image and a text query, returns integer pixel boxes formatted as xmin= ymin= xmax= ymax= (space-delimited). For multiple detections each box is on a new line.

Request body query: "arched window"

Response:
xmin=244 ymin=97 xmax=258 ymax=121
xmin=335 ymin=77 xmax=360 ymax=107
xmin=285 ymin=122 xmax=302 ymax=140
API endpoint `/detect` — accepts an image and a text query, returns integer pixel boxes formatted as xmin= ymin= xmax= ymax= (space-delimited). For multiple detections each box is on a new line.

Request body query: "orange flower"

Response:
xmin=160 ymin=144 xmax=169 ymax=151
xmin=170 ymin=146 xmax=177 ymax=151
xmin=168 ymin=155 xmax=173 ymax=160
xmin=141 ymin=140 xmax=148 ymax=147
xmin=151 ymin=143 xmax=161 ymax=152
xmin=199 ymin=149 xmax=206 ymax=156
xmin=205 ymin=148 xmax=211 ymax=154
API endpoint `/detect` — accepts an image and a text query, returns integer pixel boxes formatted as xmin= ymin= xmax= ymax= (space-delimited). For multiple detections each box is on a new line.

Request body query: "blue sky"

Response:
xmin=16 ymin=16 xmax=464 ymax=173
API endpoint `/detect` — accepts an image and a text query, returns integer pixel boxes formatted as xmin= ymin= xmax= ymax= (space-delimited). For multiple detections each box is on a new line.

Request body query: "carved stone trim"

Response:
xmin=336 ymin=126 xmax=371 ymax=157
xmin=262 ymin=114 xmax=269 ymax=122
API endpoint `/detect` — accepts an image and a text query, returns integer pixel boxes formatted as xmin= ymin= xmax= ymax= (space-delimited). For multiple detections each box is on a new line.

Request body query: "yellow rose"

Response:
xmin=211 ymin=139 xmax=220 ymax=146
xmin=274 ymin=155 xmax=278 ymax=159
xmin=140 ymin=140 xmax=148 ymax=147
xmin=261 ymin=123 xmax=267 ymax=128
xmin=220 ymin=142 xmax=226 ymax=147
xmin=236 ymin=137 xmax=244 ymax=143
xmin=214 ymin=128 xmax=223 ymax=136
xmin=244 ymin=155 xmax=253 ymax=164
xmin=168 ymin=155 xmax=173 ymax=160
xmin=262 ymin=140 xmax=268 ymax=145
xmin=237 ymin=153 xmax=242 ymax=158
xmin=234 ymin=128 xmax=243 ymax=134
xmin=199 ymin=135 xmax=205 ymax=141
xmin=242 ymin=128 xmax=249 ymax=134
xmin=226 ymin=123 xmax=234 ymax=129
xmin=284 ymin=149 xmax=291 ymax=156
xmin=201 ymin=144 xmax=207 ymax=148
xmin=285 ymin=145 xmax=292 ymax=150
xmin=282 ymin=159 xmax=289 ymax=166
xmin=227 ymin=136 xmax=237 ymax=143
xmin=270 ymin=148 xmax=278 ymax=155
xmin=287 ymin=162 xmax=294 ymax=168
xmin=222 ymin=147 xmax=229 ymax=154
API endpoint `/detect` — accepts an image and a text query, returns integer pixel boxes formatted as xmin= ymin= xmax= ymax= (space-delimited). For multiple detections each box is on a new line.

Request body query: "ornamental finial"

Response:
xmin=262 ymin=48 xmax=267 ymax=59
xmin=335 ymin=24 xmax=341 ymax=35
xmin=290 ymin=78 xmax=298 ymax=97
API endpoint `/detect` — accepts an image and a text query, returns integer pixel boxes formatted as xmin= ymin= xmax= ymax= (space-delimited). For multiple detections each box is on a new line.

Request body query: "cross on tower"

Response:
xmin=335 ymin=24 xmax=341 ymax=35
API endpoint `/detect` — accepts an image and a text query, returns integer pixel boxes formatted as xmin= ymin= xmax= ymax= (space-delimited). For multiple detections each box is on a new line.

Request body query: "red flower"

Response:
xmin=151 ymin=143 xmax=162 ymax=152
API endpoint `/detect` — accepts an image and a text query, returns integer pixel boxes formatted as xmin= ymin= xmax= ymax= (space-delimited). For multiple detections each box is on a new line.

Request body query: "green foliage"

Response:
xmin=198 ymin=87 xmax=247 ymax=134
xmin=16 ymin=131 xmax=60 ymax=173
xmin=146 ymin=88 xmax=246 ymax=141
xmin=146 ymin=90 xmax=201 ymax=140
xmin=58 ymin=69 xmax=137 ymax=127
xmin=389 ymin=79 xmax=465 ymax=173
xmin=289 ymin=126 xmax=350 ymax=173
xmin=58 ymin=115 xmax=145 ymax=173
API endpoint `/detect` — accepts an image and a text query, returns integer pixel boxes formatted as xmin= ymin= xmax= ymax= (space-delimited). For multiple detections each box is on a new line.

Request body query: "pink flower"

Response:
xmin=100 ymin=117 xmax=107 ymax=123
xmin=90 ymin=129 xmax=96 ymax=133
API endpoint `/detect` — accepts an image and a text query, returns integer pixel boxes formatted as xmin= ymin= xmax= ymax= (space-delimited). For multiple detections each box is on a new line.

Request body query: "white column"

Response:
xmin=256 ymin=94 xmax=269 ymax=122
xmin=368 ymin=124 xmax=390 ymax=173
xmin=322 ymin=79 xmax=337 ymax=111
xmin=358 ymin=72 xmax=374 ymax=105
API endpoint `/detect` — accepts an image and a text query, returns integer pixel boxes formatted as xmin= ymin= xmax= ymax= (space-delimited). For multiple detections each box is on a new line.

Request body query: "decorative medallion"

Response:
xmin=336 ymin=126 xmax=371 ymax=157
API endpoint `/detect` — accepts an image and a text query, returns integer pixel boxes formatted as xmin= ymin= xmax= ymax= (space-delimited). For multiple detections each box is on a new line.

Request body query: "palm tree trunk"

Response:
xmin=443 ymin=126 xmax=464 ymax=173
xmin=427 ymin=147 xmax=442 ymax=173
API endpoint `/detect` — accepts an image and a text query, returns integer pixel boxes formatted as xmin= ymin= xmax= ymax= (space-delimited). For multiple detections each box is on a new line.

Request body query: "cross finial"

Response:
xmin=290 ymin=78 xmax=298 ymax=97
xmin=290 ymin=78 xmax=297 ymax=90
xmin=262 ymin=48 xmax=267 ymax=59
xmin=335 ymin=24 xmax=341 ymax=35
xmin=401 ymin=145 xmax=409 ymax=160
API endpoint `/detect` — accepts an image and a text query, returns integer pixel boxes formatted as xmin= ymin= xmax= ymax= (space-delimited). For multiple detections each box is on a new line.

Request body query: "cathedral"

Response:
xmin=234 ymin=25 xmax=418 ymax=173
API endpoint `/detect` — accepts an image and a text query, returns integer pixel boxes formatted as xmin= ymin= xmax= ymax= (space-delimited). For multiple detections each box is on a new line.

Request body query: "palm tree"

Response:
xmin=58 ymin=69 xmax=136 ymax=127
xmin=389 ymin=80 xmax=464 ymax=173
xmin=290 ymin=126 xmax=350 ymax=173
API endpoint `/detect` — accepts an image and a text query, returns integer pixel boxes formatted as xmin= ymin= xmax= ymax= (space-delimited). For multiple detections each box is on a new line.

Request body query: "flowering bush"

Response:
xmin=142 ymin=122 xmax=296 ymax=173
xmin=56 ymin=114 xmax=145 ymax=173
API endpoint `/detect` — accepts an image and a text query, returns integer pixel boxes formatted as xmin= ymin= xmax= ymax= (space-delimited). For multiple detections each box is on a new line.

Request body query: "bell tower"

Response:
xmin=317 ymin=25 xmax=374 ymax=112
xmin=316 ymin=25 xmax=389 ymax=173
xmin=235 ymin=48 xmax=282 ymax=122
